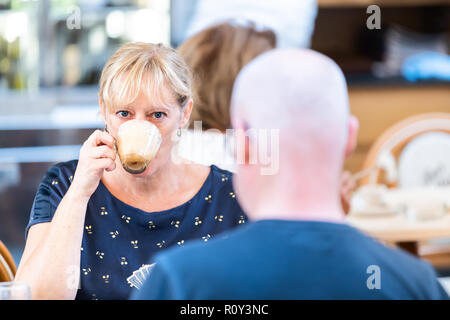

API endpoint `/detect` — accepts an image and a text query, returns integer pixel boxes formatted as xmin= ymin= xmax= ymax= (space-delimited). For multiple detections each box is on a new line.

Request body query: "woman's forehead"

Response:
xmin=109 ymin=81 xmax=178 ymax=111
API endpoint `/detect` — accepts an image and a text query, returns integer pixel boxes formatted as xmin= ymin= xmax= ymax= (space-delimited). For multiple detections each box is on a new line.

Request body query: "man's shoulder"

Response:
xmin=350 ymin=226 xmax=435 ymax=273
xmin=351 ymin=229 xmax=446 ymax=297
xmin=361 ymin=233 xmax=429 ymax=270
xmin=387 ymin=246 xmax=440 ymax=282
xmin=155 ymin=223 xmax=251 ymax=270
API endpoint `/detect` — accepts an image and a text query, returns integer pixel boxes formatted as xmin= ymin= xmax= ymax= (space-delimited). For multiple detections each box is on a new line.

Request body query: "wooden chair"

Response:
xmin=0 ymin=241 xmax=17 ymax=282
xmin=360 ymin=113 xmax=450 ymax=187
xmin=359 ymin=113 xmax=450 ymax=266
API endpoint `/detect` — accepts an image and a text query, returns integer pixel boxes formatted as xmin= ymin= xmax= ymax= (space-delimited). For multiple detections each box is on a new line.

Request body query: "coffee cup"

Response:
xmin=115 ymin=120 xmax=162 ymax=174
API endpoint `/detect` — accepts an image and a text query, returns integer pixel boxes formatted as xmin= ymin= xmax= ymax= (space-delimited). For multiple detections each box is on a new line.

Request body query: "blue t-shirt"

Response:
xmin=26 ymin=160 xmax=248 ymax=300
xmin=133 ymin=219 xmax=449 ymax=300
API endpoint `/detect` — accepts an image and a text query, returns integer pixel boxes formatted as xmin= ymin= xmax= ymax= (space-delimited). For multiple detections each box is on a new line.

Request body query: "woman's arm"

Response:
xmin=15 ymin=130 xmax=116 ymax=300
xmin=15 ymin=187 xmax=90 ymax=300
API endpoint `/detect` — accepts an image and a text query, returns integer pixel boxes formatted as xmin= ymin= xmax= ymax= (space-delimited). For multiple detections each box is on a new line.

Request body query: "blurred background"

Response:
xmin=0 ymin=0 xmax=449 ymax=272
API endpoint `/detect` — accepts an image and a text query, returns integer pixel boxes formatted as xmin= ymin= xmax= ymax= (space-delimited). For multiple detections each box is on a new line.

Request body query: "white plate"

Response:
xmin=350 ymin=207 xmax=399 ymax=217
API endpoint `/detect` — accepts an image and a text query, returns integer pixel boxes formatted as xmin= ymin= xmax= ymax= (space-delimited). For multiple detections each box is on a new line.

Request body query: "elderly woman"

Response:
xmin=15 ymin=42 xmax=247 ymax=300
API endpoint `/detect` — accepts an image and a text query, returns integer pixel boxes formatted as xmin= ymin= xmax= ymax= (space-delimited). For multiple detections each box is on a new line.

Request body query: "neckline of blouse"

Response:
xmin=97 ymin=165 xmax=215 ymax=218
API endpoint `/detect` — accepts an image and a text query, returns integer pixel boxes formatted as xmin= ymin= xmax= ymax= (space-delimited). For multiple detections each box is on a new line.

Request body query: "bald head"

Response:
xmin=230 ymin=49 xmax=354 ymax=221
xmin=231 ymin=49 xmax=350 ymax=159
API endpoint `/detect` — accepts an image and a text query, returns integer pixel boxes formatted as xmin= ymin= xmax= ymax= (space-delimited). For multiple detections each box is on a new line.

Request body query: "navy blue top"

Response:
xmin=133 ymin=219 xmax=449 ymax=300
xmin=26 ymin=160 xmax=248 ymax=300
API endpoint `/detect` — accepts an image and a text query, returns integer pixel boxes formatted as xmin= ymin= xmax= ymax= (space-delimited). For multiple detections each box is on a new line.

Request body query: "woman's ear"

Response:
xmin=99 ymin=97 xmax=107 ymax=123
xmin=180 ymin=99 xmax=193 ymax=128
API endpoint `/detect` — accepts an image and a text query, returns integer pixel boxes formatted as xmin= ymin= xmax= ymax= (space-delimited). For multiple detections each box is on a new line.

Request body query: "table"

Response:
xmin=347 ymin=213 xmax=450 ymax=254
xmin=346 ymin=187 xmax=450 ymax=255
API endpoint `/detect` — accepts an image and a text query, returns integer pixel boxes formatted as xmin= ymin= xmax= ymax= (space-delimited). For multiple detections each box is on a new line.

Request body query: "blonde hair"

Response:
xmin=178 ymin=23 xmax=276 ymax=131
xmin=99 ymin=42 xmax=192 ymax=111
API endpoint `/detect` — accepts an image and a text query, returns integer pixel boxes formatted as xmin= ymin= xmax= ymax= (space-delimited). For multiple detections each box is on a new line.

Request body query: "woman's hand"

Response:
xmin=340 ymin=171 xmax=356 ymax=215
xmin=71 ymin=130 xmax=117 ymax=199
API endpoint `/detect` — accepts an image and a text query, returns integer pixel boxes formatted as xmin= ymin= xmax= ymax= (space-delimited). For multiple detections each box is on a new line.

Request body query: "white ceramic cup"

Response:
xmin=115 ymin=120 xmax=162 ymax=174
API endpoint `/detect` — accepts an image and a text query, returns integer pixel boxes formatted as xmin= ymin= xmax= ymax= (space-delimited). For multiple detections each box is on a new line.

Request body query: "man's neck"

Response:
xmin=249 ymin=210 xmax=346 ymax=224
xmin=246 ymin=198 xmax=346 ymax=224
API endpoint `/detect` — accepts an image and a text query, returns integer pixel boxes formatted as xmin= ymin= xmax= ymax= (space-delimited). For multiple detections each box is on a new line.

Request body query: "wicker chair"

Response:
xmin=360 ymin=112 xmax=450 ymax=187
xmin=359 ymin=112 xmax=450 ymax=266
xmin=0 ymin=241 xmax=17 ymax=282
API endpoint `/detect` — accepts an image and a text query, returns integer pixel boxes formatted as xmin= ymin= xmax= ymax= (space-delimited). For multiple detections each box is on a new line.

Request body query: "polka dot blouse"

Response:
xmin=26 ymin=160 xmax=248 ymax=300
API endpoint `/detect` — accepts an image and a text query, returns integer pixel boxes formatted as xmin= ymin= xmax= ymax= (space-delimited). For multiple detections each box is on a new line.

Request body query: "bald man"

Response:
xmin=133 ymin=49 xmax=448 ymax=300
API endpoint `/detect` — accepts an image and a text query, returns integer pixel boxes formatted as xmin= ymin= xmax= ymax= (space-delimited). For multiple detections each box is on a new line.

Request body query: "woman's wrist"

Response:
xmin=66 ymin=183 xmax=92 ymax=203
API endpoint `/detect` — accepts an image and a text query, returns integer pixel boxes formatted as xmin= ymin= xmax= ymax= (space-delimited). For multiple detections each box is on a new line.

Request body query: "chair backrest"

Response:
xmin=360 ymin=113 xmax=450 ymax=187
xmin=397 ymin=131 xmax=450 ymax=187
xmin=0 ymin=241 xmax=16 ymax=282
xmin=0 ymin=255 xmax=14 ymax=282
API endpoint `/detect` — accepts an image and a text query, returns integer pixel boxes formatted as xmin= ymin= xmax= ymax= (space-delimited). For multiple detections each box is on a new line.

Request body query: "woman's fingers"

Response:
xmin=81 ymin=130 xmax=117 ymax=171
xmin=90 ymin=145 xmax=116 ymax=161
xmin=86 ymin=130 xmax=115 ymax=149
xmin=71 ymin=130 xmax=118 ymax=199
xmin=95 ymin=158 xmax=116 ymax=172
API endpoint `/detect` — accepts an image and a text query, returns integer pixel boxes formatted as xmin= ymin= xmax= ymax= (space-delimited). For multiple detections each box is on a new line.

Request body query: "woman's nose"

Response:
xmin=134 ymin=113 xmax=147 ymax=121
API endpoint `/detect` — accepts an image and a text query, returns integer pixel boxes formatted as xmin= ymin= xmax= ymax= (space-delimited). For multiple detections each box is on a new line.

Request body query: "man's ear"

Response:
xmin=180 ymin=99 xmax=193 ymax=128
xmin=345 ymin=115 xmax=359 ymax=158
xmin=233 ymin=116 xmax=251 ymax=165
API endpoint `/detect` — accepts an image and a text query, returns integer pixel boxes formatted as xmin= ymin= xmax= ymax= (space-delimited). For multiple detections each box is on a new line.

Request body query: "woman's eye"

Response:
xmin=153 ymin=112 xmax=166 ymax=119
xmin=117 ymin=111 xmax=129 ymax=118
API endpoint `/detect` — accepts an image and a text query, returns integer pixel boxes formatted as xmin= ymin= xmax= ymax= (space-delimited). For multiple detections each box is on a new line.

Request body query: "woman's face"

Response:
xmin=101 ymin=85 xmax=192 ymax=177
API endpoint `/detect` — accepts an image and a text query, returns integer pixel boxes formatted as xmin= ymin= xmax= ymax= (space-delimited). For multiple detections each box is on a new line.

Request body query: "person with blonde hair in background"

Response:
xmin=15 ymin=42 xmax=248 ymax=300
